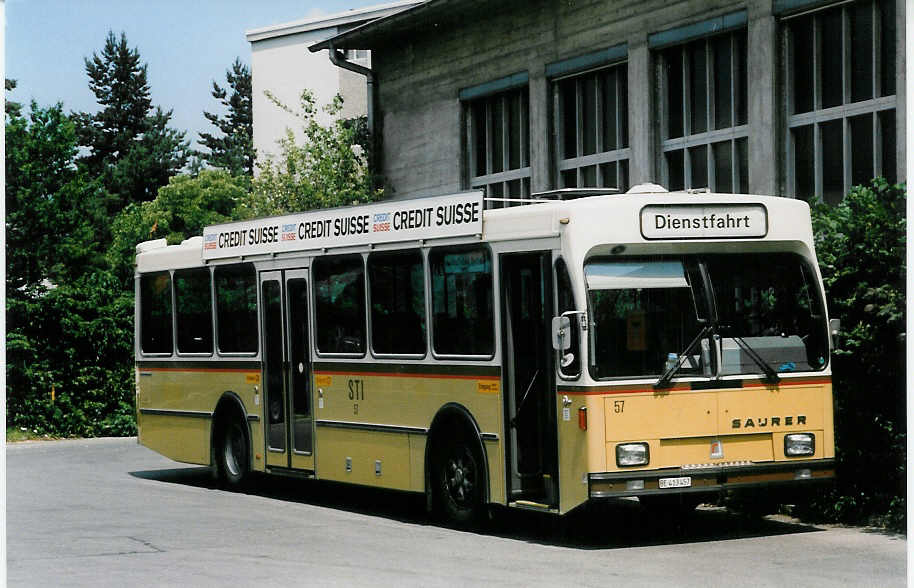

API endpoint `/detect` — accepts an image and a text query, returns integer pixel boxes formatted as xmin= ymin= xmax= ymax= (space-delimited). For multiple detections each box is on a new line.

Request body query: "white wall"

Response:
xmin=250 ymin=29 xmax=368 ymax=165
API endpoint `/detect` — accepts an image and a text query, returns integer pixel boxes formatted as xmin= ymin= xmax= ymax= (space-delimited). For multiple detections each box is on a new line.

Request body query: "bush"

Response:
xmin=801 ymin=178 xmax=906 ymax=530
xmin=7 ymin=271 xmax=135 ymax=437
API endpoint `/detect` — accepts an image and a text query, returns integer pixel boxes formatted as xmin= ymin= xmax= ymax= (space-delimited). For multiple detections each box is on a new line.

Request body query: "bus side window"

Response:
xmin=139 ymin=271 xmax=173 ymax=355
xmin=368 ymin=250 xmax=426 ymax=356
xmin=214 ymin=263 xmax=258 ymax=354
xmin=174 ymin=267 xmax=213 ymax=355
xmin=314 ymin=255 xmax=366 ymax=355
xmin=430 ymin=246 xmax=494 ymax=357
xmin=555 ymin=258 xmax=580 ymax=377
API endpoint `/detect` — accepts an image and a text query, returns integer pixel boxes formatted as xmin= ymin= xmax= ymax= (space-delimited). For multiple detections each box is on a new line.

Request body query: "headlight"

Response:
xmin=616 ymin=442 xmax=650 ymax=467
xmin=784 ymin=433 xmax=815 ymax=457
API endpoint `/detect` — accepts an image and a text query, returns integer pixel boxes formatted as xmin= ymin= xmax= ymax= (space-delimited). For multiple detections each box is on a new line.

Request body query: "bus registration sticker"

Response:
xmin=658 ymin=476 xmax=692 ymax=489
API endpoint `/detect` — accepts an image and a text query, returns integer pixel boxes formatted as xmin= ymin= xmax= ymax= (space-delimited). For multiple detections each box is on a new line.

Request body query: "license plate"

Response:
xmin=658 ymin=476 xmax=692 ymax=489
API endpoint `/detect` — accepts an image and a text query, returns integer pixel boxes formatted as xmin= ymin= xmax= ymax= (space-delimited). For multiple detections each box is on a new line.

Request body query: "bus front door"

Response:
xmin=501 ymin=252 xmax=558 ymax=507
xmin=260 ymin=269 xmax=314 ymax=472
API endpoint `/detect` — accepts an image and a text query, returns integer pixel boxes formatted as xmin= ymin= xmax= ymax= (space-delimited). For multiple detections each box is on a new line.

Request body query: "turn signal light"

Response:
xmin=578 ymin=406 xmax=587 ymax=430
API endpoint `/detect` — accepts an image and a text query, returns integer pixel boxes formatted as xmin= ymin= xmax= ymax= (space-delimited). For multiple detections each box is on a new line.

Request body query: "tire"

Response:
xmin=434 ymin=432 xmax=484 ymax=526
xmin=218 ymin=415 xmax=250 ymax=487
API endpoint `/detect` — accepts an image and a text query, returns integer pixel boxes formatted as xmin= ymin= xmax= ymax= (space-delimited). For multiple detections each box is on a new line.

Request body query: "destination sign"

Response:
xmin=640 ymin=204 xmax=768 ymax=240
xmin=202 ymin=191 xmax=483 ymax=260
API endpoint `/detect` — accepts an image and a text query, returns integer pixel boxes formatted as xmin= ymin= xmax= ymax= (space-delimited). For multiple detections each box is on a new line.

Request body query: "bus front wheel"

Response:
xmin=434 ymin=434 xmax=484 ymax=525
xmin=218 ymin=416 xmax=249 ymax=487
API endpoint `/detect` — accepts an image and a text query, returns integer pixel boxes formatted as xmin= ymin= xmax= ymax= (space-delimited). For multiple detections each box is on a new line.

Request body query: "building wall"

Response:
xmin=371 ymin=0 xmax=904 ymax=200
xmin=250 ymin=29 xmax=368 ymax=163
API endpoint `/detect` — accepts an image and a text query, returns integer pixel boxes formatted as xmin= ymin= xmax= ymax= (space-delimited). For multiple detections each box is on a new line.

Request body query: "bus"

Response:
xmin=135 ymin=185 xmax=836 ymax=522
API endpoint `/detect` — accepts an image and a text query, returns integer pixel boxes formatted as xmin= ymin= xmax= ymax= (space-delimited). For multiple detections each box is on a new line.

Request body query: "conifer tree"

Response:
xmin=199 ymin=57 xmax=254 ymax=176
xmin=74 ymin=31 xmax=189 ymax=211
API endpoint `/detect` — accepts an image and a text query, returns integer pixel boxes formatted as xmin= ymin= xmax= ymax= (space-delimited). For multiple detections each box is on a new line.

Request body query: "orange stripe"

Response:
xmin=313 ymin=370 xmax=500 ymax=381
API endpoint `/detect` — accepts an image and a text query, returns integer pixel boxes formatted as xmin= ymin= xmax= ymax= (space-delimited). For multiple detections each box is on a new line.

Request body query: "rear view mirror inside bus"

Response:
xmin=552 ymin=316 xmax=571 ymax=351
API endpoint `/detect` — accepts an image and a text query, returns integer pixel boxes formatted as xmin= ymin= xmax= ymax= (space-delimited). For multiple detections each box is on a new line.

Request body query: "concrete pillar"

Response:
xmin=627 ymin=37 xmax=654 ymax=186
xmin=528 ymin=71 xmax=551 ymax=193
xmin=747 ymin=3 xmax=778 ymax=195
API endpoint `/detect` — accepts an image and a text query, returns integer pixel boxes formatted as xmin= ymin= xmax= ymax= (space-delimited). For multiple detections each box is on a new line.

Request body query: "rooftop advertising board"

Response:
xmin=202 ymin=192 xmax=483 ymax=260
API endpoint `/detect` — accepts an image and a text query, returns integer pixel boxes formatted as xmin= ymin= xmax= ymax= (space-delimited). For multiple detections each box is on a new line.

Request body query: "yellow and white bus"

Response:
xmin=135 ymin=185 xmax=836 ymax=522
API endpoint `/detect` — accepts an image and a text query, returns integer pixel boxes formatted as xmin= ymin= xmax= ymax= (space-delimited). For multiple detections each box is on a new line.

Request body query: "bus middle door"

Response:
xmin=260 ymin=269 xmax=314 ymax=473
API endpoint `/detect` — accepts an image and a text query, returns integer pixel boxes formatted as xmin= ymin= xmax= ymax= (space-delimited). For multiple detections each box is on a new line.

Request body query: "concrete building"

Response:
xmin=246 ymin=1 xmax=423 ymax=162
xmin=311 ymin=0 xmax=905 ymax=203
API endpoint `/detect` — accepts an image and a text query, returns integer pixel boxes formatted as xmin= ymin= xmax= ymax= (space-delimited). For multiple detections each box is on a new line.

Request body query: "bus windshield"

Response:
xmin=707 ymin=253 xmax=829 ymax=375
xmin=585 ymin=253 xmax=828 ymax=380
xmin=585 ymin=259 xmax=706 ymax=379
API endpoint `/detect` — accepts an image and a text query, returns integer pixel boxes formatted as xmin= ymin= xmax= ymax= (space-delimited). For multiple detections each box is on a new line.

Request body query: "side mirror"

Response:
xmin=829 ymin=318 xmax=841 ymax=349
xmin=552 ymin=316 xmax=571 ymax=351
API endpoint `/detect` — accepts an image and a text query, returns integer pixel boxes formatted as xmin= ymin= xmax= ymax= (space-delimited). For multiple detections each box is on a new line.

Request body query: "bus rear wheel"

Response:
xmin=434 ymin=435 xmax=484 ymax=525
xmin=218 ymin=416 xmax=249 ymax=487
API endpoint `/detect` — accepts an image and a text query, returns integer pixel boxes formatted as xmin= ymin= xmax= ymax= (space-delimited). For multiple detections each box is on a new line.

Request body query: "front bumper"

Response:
xmin=589 ymin=458 xmax=835 ymax=498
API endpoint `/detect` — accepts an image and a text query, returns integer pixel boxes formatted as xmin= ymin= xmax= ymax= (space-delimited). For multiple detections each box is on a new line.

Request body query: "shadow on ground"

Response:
xmin=130 ymin=465 xmax=822 ymax=549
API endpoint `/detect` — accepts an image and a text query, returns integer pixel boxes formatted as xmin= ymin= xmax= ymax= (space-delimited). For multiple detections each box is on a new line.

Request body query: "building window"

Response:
xmin=465 ymin=87 xmax=531 ymax=206
xmin=555 ymin=63 xmax=630 ymax=191
xmin=657 ymin=29 xmax=749 ymax=193
xmin=783 ymin=0 xmax=896 ymax=204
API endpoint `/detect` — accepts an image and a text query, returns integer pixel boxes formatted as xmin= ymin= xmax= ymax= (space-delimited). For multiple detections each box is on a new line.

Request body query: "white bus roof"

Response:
xmin=135 ymin=186 xmax=816 ymax=274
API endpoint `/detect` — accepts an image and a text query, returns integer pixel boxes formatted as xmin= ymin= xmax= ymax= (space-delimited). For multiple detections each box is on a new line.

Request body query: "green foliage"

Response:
xmin=74 ymin=31 xmax=190 ymax=212
xmin=240 ymin=90 xmax=381 ymax=218
xmin=7 ymin=271 xmax=136 ymax=437
xmin=5 ymin=99 xmax=108 ymax=290
xmin=199 ymin=57 xmax=254 ymax=176
xmin=108 ymin=169 xmax=249 ymax=285
xmin=6 ymin=78 xmax=22 ymax=118
xmin=800 ymin=178 xmax=906 ymax=530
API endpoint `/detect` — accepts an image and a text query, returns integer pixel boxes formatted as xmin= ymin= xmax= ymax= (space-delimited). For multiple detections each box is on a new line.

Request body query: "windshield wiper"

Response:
xmin=726 ymin=333 xmax=781 ymax=385
xmin=654 ymin=325 xmax=711 ymax=390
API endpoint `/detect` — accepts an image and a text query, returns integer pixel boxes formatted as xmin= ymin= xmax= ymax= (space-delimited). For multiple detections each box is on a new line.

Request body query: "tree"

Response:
xmin=6 ymin=78 xmax=22 ymax=118
xmin=6 ymin=98 xmax=132 ymax=438
xmin=803 ymin=178 xmax=906 ymax=530
xmin=6 ymin=100 xmax=107 ymax=291
xmin=199 ymin=57 xmax=254 ymax=176
xmin=240 ymin=90 xmax=381 ymax=218
xmin=108 ymin=169 xmax=249 ymax=285
xmin=74 ymin=31 xmax=189 ymax=212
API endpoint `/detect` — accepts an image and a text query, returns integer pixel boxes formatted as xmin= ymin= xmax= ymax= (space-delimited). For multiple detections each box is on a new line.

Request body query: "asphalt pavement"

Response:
xmin=7 ymin=437 xmax=907 ymax=587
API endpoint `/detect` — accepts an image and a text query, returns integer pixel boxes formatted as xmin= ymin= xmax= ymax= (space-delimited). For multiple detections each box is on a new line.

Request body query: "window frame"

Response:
xmin=312 ymin=253 xmax=368 ymax=359
xmin=367 ymin=248 xmax=428 ymax=359
xmin=138 ymin=270 xmax=175 ymax=357
xmin=429 ymin=244 xmax=496 ymax=361
xmin=173 ymin=266 xmax=215 ymax=357
xmin=462 ymin=82 xmax=532 ymax=206
xmin=781 ymin=0 xmax=897 ymax=203
xmin=552 ymin=61 xmax=631 ymax=191
xmin=655 ymin=28 xmax=749 ymax=193
xmin=213 ymin=262 xmax=259 ymax=357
